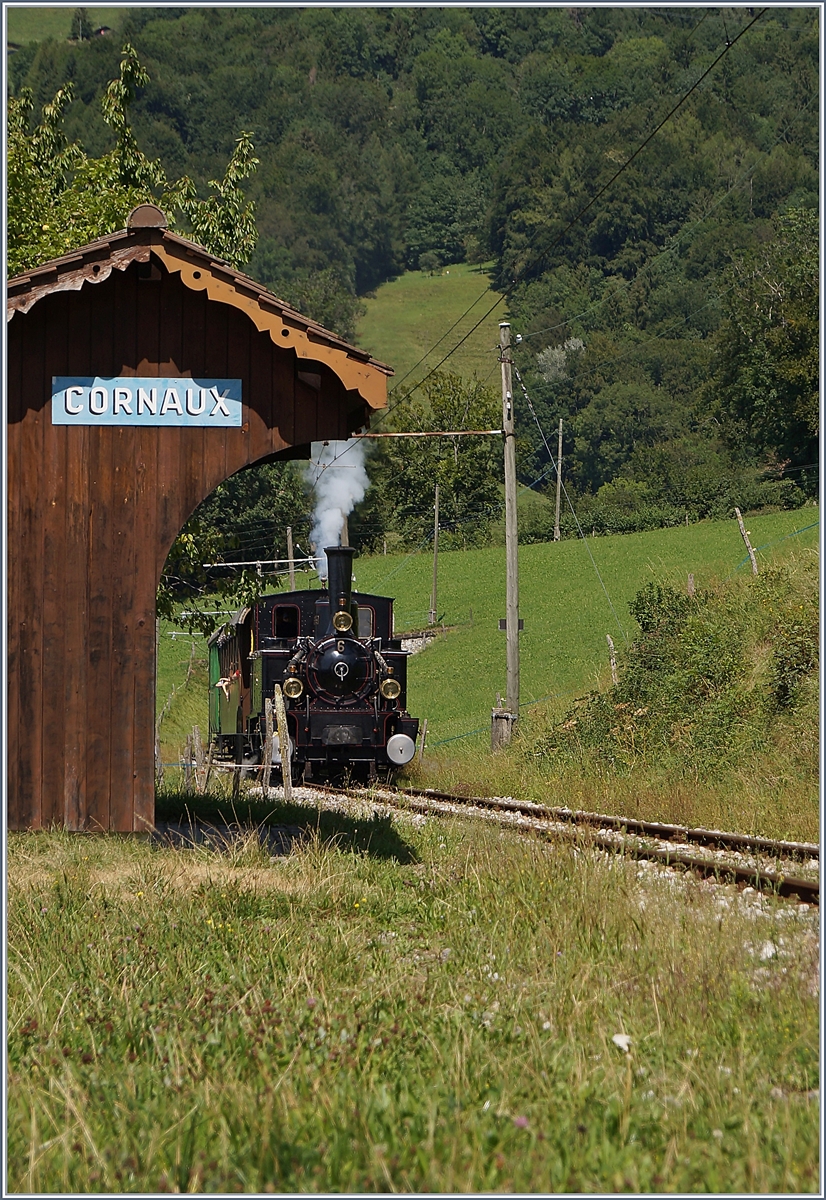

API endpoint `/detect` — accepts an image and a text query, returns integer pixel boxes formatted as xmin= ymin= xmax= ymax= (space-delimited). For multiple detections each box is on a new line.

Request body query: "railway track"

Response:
xmin=305 ymin=781 xmax=820 ymax=906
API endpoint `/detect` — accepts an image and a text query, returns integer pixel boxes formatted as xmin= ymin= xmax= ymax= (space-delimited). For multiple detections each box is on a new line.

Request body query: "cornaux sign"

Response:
xmin=51 ymin=377 xmax=243 ymax=426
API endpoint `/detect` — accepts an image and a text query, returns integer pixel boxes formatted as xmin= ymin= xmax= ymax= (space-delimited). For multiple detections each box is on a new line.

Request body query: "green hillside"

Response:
xmin=350 ymin=510 xmax=819 ymax=745
xmin=6 ymin=8 xmax=127 ymax=45
xmin=356 ymin=263 xmax=503 ymax=393
xmin=158 ymin=510 xmax=818 ymax=759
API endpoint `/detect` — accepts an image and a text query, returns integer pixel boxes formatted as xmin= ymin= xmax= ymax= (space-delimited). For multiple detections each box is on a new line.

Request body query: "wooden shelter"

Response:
xmin=7 ymin=204 xmax=391 ymax=832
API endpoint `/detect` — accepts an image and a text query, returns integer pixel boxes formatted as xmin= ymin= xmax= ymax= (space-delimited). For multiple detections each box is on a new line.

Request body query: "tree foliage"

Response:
xmin=9 ymin=7 xmax=819 ymax=550
xmin=355 ymin=374 xmax=502 ymax=552
xmin=711 ymin=208 xmax=818 ymax=471
xmin=7 ymin=44 xmax=258 ymax=275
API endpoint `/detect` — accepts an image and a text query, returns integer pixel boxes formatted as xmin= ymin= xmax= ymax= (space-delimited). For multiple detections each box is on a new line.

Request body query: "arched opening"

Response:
xmin=7 ymin=220 xmax=390 ymax=831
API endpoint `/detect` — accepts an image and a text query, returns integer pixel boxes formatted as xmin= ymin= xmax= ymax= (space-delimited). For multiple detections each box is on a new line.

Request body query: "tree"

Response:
xmin=355 ymin=373 xmax=502 ymax=550
xmin=157 ymin=462 xmax=313 ymax=635
xmin=7 ymin=44 xmax=258 ymax=276
xmin=711 ymin=207 xmax=818 ymax=473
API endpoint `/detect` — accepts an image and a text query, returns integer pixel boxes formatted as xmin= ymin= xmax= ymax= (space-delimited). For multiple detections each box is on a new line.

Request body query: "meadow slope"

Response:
xmin=157 ymin=510 xmax=818 ymax=761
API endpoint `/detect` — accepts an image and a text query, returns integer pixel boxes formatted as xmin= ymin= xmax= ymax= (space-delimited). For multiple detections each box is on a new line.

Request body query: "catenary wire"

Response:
xmin=512 ymin=363 xmax=627 ymax=642
xmin=318 ymin=9 xmax=768 ymax=474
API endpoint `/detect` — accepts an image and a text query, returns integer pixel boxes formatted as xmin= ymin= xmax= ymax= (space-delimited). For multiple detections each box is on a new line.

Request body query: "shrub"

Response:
xmin=526 ymin=555 xmax=818 ymax=779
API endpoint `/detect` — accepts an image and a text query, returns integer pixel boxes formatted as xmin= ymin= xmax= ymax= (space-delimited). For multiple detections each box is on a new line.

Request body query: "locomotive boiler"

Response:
xmin=208 ymin=547 xmax=419 ymax=781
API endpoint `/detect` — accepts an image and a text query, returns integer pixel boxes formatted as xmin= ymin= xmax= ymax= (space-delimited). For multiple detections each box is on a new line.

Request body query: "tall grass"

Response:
xmin=7 ymin=808 xmax=819 ymax=1192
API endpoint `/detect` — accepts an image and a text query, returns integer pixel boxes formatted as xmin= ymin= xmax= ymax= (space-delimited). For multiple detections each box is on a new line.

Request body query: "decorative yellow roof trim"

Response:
xmin=154 ymin=242 xmax=388 ymax=411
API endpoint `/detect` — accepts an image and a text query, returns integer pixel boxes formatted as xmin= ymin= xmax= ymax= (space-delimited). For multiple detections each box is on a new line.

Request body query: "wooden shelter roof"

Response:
xmin=7 ymin=204 xmax=391 ymax=411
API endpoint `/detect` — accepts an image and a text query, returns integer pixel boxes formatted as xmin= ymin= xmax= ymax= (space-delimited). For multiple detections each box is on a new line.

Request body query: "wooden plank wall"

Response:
xmin=7 ymin=260 xmax=362 ymax=831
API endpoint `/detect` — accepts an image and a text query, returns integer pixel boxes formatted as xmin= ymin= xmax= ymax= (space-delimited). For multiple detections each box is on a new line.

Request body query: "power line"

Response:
xmin=512 ymin=364 xmax=627 ymax=643
xmin=324 ymin=7 xmax=767 ymax=476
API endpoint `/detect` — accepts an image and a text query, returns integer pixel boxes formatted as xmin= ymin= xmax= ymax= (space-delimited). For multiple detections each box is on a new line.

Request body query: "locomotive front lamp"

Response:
xmin=380 ymin=677 xmax=402 ymax=700
xmin=283 ymin=677 xmax=304 ymax=699
xmin=332 ymin=610 xmax=353 ymax=632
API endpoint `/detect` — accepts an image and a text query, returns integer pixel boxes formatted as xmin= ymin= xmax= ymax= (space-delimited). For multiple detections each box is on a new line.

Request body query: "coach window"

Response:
xmin=273 ymin=605 xmax=300 ymax=639
xmin=357 ymin=606 xmax=374 ymax=638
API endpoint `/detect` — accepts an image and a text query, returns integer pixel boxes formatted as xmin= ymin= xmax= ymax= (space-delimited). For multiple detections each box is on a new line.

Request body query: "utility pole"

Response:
xmin=428 ymin=484 xmax=439 ymax=626
xmin=286 ymin=525 xmax=295 ymax=591
xmin=501 ymin=321 xmax=519 ymax=728
xmin=341 ymin=514 xmax=349 ymax=547
xmin=554 ymin=417 xmax=563 ymax=542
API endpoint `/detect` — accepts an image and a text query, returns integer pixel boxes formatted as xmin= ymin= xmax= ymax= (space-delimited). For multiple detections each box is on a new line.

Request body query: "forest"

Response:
xmin=7 ymin=5 xmax=819 ymax=612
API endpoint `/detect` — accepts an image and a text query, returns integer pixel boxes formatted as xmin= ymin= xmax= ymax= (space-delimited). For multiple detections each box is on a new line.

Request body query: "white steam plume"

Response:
xmin=306 ymin=440 xmax=370 ymax=578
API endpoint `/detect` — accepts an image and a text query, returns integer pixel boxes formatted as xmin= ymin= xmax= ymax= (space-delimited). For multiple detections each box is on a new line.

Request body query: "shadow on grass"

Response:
xmin=155 ymin=788 xmax=419 ymax=864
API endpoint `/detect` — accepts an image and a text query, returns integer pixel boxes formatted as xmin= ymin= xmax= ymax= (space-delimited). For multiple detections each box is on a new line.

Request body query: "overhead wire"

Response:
xmin=512 ymin=363 xmax=627 ymax=642
xmin=317 ymin=8 xmax=768 ymax=475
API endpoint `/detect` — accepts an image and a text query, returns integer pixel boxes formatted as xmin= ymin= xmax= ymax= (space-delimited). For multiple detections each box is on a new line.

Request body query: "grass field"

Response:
xmin=356 ymin=262 xmax=504 ymax=396
xmin=6 ymin=7 xmax=128 ymax=45
xmin=352 ymin=509 xmax=819 ymax=746
xmin=7 ymin=801 xmax=819 ymax=1192
xmin=156 ymin=509 xmax=818 ymax=763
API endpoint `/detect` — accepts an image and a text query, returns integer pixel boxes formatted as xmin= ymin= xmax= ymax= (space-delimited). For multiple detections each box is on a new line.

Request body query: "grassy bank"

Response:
xmin=399 ymin=546 xmax=819 ymax=843
xmin=7 ymin=8 xmax=128 ymax=45
xmin=352 ymin=510 xmax=819 ymax=745
xmin=356 ymin=262 xmax=501 ymax=391
xmin=7 ymin=804 xmax=819 ymax=1192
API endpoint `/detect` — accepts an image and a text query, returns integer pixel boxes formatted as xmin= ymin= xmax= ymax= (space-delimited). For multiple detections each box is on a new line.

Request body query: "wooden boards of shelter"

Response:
xmin=7 ymin=257 xmax=378 ymax=831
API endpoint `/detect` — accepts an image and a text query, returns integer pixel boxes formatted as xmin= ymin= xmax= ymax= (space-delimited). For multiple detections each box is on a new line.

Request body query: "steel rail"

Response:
xmin=389 ymin=787 xmax=819 ymax=860
xmin=305 ymin=782 xmax=819 ymax=905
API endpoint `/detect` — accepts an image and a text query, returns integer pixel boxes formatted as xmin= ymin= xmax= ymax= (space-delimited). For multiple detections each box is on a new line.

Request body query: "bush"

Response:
xmin=526 ymin=555 xmax=818 ymax=778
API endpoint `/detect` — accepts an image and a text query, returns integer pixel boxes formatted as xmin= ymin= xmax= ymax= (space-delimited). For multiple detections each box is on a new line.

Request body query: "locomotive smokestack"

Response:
xmin=324 ymin=546 xmax=356 ymax=635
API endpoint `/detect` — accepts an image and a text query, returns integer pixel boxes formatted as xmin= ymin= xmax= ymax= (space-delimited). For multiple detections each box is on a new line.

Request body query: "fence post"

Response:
xmin=273 ymin=685 xmax=293 ymax=803
xmin=417 ymin=718 xmax=428 ymax=764
xmin=184 ymin=734 xmax=193 ymax=790
xmin=606 ymin=634 xmax=618 ymax=685
xmin=734 ymin=507 xmax=758 ymax=575
xmin=192 ymin=725 xmax=207 ymax=794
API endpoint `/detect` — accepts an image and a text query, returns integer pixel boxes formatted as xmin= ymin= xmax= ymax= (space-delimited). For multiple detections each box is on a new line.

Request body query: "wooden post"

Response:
xmin=429 ymin=484 xmax=440 ymax=626
xmin=184 ymin=734 xmax=193 ymax=790
xmin=554 ymin=417 xmax=563 ymax=542
xmin=272 ymin=685 xmax=293 ymax=803
xmin=383 ymin=537 xmax=387 ymax=556
xmin=606 ymin=634 xmax=618 ymax=685
xmin=417 ymin=718 xmax=428 ymax=763
xmin=203 ymin=742 xmax=214 ymax=794
xmin=501 ymin=322 xmax=519 ymax=734
xmin=491 ymin=694 xmax=516 ymax=752
xmin=192 ymin=725 xmax=206 ymax=794
xmin=286 ymin=526 xmax=295 ymax=591
xmin=341 ymin=514 xmax=349 ymax=547
xmin=262 ymin=697 xmax=274 ymax=798
xmin=734 ymin=507 xmax=758 ymax=575
xmin=687 ymin=572 xmax=695 ymax=597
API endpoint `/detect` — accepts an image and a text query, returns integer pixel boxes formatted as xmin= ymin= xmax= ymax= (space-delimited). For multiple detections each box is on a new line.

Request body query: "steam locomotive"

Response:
xmin=208 ymin=547 xmax=419 ymax=781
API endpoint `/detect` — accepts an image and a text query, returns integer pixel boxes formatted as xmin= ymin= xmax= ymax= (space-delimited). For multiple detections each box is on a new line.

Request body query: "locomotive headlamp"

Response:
xmin=283 ymin=677 xmax=304 ymax=700
xmin=332 ymin=610 xmax=353 ymax=632
xmin=380 ymin=677 xmax=402 ymax=700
